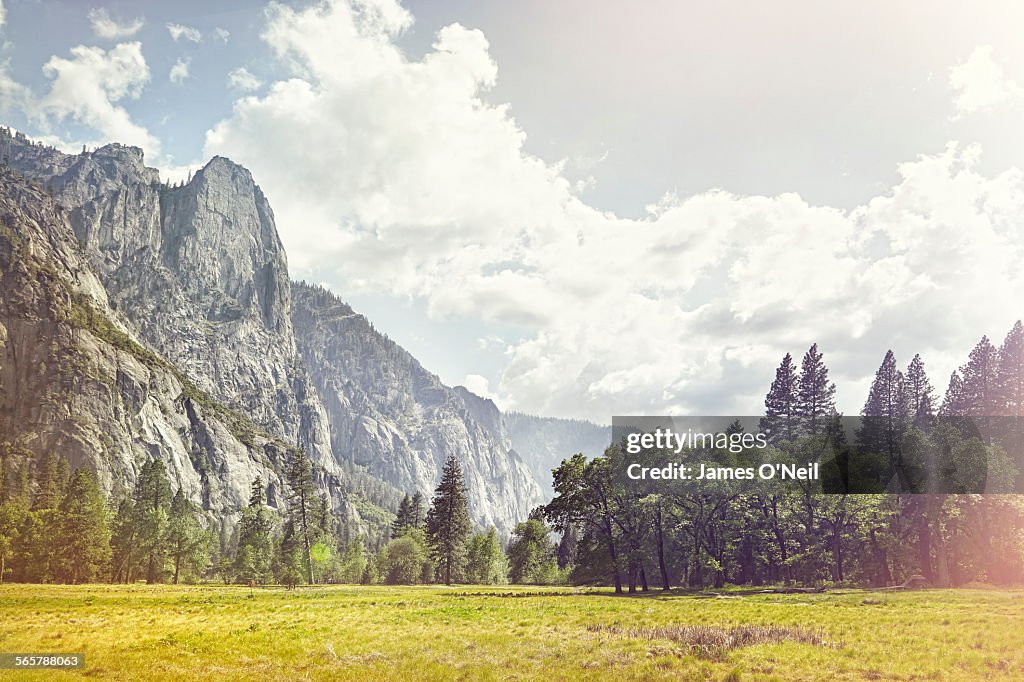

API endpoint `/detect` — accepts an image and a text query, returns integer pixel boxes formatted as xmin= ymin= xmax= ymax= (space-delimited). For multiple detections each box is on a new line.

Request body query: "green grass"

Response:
xmin=0 ymin=584 xmax=1022 ymax=680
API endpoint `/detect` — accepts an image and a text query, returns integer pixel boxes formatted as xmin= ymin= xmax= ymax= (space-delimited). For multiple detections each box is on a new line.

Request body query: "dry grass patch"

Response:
xmin=587 ymin=623 xmax=836 ymax=660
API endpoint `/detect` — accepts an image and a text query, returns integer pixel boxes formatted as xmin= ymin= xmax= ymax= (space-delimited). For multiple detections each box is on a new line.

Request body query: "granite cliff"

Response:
xmin=0 ymin=128 xmax=601 ymax=537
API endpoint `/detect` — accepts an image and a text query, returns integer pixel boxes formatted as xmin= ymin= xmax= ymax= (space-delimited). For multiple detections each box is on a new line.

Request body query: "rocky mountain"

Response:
xmin=0 ymin=166 xmax=312 ymax=531
xmin=500 ymin=412 xmax=611 ymax=495
xmin=291 ymin=282 xmax=543 ymax=534
xmin=0 ymin=127 xmax=592 ymax=537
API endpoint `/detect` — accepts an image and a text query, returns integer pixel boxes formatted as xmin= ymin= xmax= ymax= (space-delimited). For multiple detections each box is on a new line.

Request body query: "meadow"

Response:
xmin=0 ymin=584 xmax=1022 ymax=681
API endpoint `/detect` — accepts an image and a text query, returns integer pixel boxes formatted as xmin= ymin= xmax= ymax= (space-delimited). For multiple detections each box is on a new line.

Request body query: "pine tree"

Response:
xmin=285 ymin=450 xmax=316 ymax=584
xmin=0 ymin=501 xmax=27 ymax=584
xmin=133 ymin=459 xmax=173 ymax=584
xmin=58 ymin=469 xmax=111 ymax=584
xmin=236 ymin=476 xmax=275 ymax=584
xmin=425 ymin=455 xmax=471 ymax=585
xmin=110 ymin=498 xmax=137 ymax=583
xmin=165 ymin=489 xmax=210 ymax=584
xmin=761 ymin=353 xmax=799 ymax=444
xmin=997 ymin=321 xmax=1024 ymax=416
xmin=796 ymin=343 xmax=837 ymax=436
xmin=32 ymin=453 xmax=69 ymax=511
xmin=410 ymin=491 xmax=425 ymax=527
xmin=940 ymin=371 xmax=967 ymax=416
xmin=392 ymin=494 xmax=412 ymax=538
xmin=960 ymin=336 xmax=998 ymax=416
xmin=857 ymin=350 xmax=908 ymax=463
xmin=905 ymin=354 xmax=935 ymax=427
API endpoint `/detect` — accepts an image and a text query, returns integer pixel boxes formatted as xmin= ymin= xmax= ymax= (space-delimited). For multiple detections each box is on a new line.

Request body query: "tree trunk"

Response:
xmin=916 ymin=506 xmax=933 ymax=582
xmin=174 ymin=553 xmax=181 ymax=585
xmin=639 ymin=565 xmax=649 ymax=592
xmin=654 ymin=504 xmax=670 ymax=591
xmin=301 ymin=493 xmax=314 ymax=584
xmin=833 ymin=529 xmax=843 ymax=582
xmin=602 ymin=516 xmax=622 ymax=594
xmin=930 ymin=496 xmax=950 ymax=587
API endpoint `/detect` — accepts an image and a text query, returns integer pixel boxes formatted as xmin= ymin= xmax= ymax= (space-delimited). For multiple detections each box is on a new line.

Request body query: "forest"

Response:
xmin=1 ymin=323 xmax=1023 ymax=590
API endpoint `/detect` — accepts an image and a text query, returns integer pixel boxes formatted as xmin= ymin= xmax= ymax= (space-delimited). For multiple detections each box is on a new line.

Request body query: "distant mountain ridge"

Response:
xmin=0 ymin=126 xmax=607 ymax=537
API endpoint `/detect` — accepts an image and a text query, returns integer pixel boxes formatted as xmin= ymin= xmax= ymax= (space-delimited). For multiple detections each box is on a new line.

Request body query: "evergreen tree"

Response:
xmin=32 ymin=453 xmax=69 ymax=511
xmin=57 ymin=469 xmax=110 ymax=584
xmin=425 ymin=455 xmax=471 ymax=584
xmin=997 ymin=321 xmax=1024 ymax=416
xmin=905 ymin=354 xmax=935 ymax=427
xmin=0 ymin=501 xmax=27 ymax=584
xmin=285 ymin=449 xmax=317 ymax=584
xmin=556 ymin=523 xmax=579 ymax=570
xmin=133 ymin=459 xmax=173 ymax=584
xmin=796 ymin=343 xmax=837 ymax=436
xmin=960 ymin=336 xmax=998 ymax=416
xmin=857 ymin=350 xmax=909 ymax=463
xmin=235 ymin=476 xmax=275 ymax=584
xmin=165 ymin=489 xmax=211 ymax=584
xmin=760 ymin=353 xmax=799 ymax=444
xmin=110 ymin=498 xmax=137 ymax=583
xmin=940 ymin=371 xmax=967 ymax=416
xmin=410 ymin=492 xmax=425 ymax=527
xmin=392 ymin=494 xmax=412 ymax=538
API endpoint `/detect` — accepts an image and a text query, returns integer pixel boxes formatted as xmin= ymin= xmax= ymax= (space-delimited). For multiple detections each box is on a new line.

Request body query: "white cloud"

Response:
xmin=462 ymin=374 xmax=496 ymax=402
xmin=88 ymin=8 xmax=144 ymax=39
xmin=949 ymin=45 xmax=1022 ymax=118
xmin=226 ymin=66 xmax=261 ymax=92
xmin=213 ymin=27 xmax=230 ymax=43
xmin=35 ymin=42 xmax=160 ymax=155
xmin=204 ymin=0 xmax=1024 ymax=421
xmin=167 ymin=22 xmax=201 ymax=43
xmin=0 ymin=0 xmax=6 ymax=32
xmin=169 ymin=57 xmax=190 ymax=85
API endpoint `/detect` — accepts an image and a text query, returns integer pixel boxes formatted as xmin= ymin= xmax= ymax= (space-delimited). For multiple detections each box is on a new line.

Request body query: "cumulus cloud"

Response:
xmin=226 ymin=66 xmax=261 ymax=92
xmin=0 ymin=0 xmax=6 ymax=31
xmin=88 ymin=8 xmax=144 ymax=39
xmin=204 ymin=0 xmax=1024 ymax=421
xmin=462 ymin=374 xmax=496 ymax=401
xmin=35 ymin=42 xmax=160 ymax=155
xmin=949 ymin=45 xmax=1022 ymax=118
xmin=167 ymin=22 xmax=201 ymax=43
xmin=212 ymin=27 xmax=230 ymax=43
xmin=169 ymin=57 xmax=190 ymax=85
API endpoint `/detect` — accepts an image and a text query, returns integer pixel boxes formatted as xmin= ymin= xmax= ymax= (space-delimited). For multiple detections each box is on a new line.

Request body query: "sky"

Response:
xmin=2 ymin=0 xmax=1024 ymax=422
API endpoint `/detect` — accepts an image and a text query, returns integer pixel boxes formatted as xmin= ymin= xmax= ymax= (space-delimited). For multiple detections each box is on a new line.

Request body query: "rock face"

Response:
xmin=1 ymin=128 xmax=589 ymax=536
xmin=0 ymin=168 xmax=303 ymax=525
xmin=8 ymin=142 xmax=333 ymax=466
xmin=498 ymin=413 xmax=611 ymax=495
xmin=291 ymin=282 xmax=544 ymax=534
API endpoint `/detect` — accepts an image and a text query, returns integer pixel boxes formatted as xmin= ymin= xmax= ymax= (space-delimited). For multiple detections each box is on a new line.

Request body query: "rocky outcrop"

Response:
xmin=290 ymin=282 xmax=545 ymax=534
xmin=6 ymin=142 xmax=334 ymax=468
xmin=501 ymin=412 xmax=611 ymax=494
xmin=0 ymin=168 xmax=310 ymax=523
xmin=0 ymin=128 xmax=563 ymax=536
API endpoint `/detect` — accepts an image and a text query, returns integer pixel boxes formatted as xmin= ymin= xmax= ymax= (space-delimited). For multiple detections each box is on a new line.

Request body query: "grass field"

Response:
xmin=1 ymin=584 xmax=1023 ymax=681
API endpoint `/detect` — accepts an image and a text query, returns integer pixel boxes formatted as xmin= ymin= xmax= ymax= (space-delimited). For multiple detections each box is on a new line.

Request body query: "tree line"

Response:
xmin=541 ymin=322 xmax=1024 ymax=592
xmin=0 ymin=447 xmax=562 ymax=586
xmin=2 ymin=323 xmax=1023 ymax=589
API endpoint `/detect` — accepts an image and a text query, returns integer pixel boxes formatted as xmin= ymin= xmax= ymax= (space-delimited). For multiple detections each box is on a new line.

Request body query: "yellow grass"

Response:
xmin=0 ymin=584 xmax=1022 ymax=680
